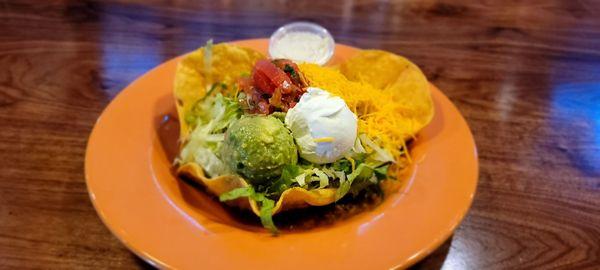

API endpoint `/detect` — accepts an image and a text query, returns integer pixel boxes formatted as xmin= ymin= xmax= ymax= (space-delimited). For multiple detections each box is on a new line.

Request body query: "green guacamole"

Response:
xmin=220 ymin=115 xmax=298 ymax=185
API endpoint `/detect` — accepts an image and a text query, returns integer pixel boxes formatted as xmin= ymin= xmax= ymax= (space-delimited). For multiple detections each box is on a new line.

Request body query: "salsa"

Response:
xmin=237 ymin=59 xmax=308 ymax=114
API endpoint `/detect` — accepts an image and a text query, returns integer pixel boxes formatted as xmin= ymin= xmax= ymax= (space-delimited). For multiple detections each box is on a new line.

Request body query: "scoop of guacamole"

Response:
xmin=220 ymin=115 xmax=298 ymax=185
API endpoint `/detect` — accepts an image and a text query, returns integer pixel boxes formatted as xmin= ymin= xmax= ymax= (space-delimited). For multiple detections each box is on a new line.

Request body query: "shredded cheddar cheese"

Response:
xmin=313 ymin=137 xmax=335 ymax=143
xmin=299 ymin=63 xmax=419 ymax=163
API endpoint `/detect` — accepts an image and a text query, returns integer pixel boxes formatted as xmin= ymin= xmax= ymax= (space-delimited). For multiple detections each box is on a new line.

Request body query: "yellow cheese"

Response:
xmin=299 ymin=63 xmax=420 ymax=163
xmin=313 ymin=137 xmax=335 ymax=143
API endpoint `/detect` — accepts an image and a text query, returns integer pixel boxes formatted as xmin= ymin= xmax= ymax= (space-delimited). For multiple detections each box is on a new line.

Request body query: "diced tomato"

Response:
xmin=252 ymin=70 xmax=274 ymax=94
xmin=272 ymin=59 xmax=307 ymax=87
xmin=252 ymin=60 xmax=293 ymax=94
xmin=237 ymin=58 xmax=309 ymax=114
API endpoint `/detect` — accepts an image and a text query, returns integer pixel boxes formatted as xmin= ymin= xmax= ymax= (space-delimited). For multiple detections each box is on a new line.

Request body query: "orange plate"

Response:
xmin=85 ymin=39 xmax=478 ymax=269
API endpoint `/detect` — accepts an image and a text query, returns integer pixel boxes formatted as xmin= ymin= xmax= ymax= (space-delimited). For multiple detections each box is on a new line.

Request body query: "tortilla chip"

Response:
xmin=176 ymin=163 xmax=337 ymax=215
xmin=174 ymin=43 xmax=265 ymax=139
xmin=339 ymin=50 xmax=434 ymax=135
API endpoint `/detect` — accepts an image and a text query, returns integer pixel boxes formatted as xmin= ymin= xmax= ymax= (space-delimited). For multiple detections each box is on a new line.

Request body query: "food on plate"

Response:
xmin=339 ymin=50 xmax=434 ymax=138
xmin=174 ymin=41 xmax=265 ymax=138
xmin=174 ymin=41 xmax=433 ymax=233
xmin=299 ymin=51 xmax=433 ymax=161
xmin=284 ymin=87 xmax=357 ymax=164
xmin=238 ymin=59 xmax=307 ymax=114
xmin=220 ymin=115 xmax=298 ymax=185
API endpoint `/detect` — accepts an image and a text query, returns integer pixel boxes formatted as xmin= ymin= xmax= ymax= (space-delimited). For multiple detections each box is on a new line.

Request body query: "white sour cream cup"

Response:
xmin=269 ymin=22 xmax=335 ymax=66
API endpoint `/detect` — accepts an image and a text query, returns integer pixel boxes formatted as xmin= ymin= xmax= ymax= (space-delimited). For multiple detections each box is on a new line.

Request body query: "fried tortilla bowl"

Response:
xmin=173 ymin=43 xmax=433 ymax=217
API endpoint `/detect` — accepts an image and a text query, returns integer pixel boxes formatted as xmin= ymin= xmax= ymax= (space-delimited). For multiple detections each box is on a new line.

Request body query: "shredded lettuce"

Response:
xmin=191 ymin=147 xmax=230 ymax=177
xmin=314 ymin=169 xmax=329 ymax=189
xmin=335 ymin=163 xmax=373 ymax=201
xmin=252 ymin=193 xmax=277 ymax=234
xmin=349 ymin=172 xmax=378 ymax=197
xmin=268 ymin=150 xmax=391 ymax=202
xmin=219 ymin=186 xmax=254 ymax=201
xmin=179 ymin=93 xmax=241 ymax=177
xmin=320 ymin=167 xmax=336 ymax=178
xmin=374 ymin=164 xmax=390 ymax=180
xmin=359 ymin=134 xmax=394 ymax=165
xmin=352 ymin=136 xmax=367 ymax=154
xmin=294 ymin=173 xmax=307 ymax=186
xmin=219 ymin=187 xmax=278 ymax=234
xmin=271 ymin=164 xmax=302 ymax=192
xmin=276 ymin=164 xmax=333 ymax=190
xmin=332 ymin=158 xmax=352 ymax=174
xmin=281 ymin=164 xmax=302 ymax=182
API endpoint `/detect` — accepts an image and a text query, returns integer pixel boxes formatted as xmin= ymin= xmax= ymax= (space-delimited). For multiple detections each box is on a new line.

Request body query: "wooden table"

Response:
xmin=1 ymin=0 xmax=599 ymax=269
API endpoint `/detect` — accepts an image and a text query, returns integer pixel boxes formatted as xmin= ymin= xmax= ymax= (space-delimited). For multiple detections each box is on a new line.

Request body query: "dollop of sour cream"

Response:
xmin=270 ymin=32 xmax=332 ymax=65
xmin=285 ymin=87 xmax=357 ymax=164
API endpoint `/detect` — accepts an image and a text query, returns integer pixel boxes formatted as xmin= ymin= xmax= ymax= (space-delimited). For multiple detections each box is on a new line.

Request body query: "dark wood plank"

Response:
xmin=1 ymin=0 xmax=599 ymax=269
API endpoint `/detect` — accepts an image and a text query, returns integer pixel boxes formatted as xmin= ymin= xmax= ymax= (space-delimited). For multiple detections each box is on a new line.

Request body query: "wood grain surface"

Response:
xmin=1 ymin=0 xmax=599 ymax=269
